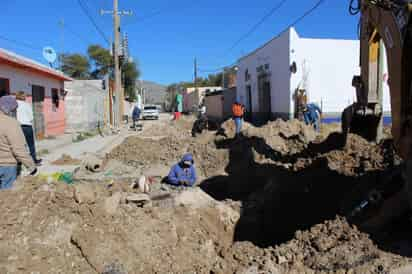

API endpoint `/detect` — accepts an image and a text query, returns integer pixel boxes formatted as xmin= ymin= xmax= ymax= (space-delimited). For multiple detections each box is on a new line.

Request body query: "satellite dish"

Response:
xmin=43 ymin=47 xmax=57 ymax=65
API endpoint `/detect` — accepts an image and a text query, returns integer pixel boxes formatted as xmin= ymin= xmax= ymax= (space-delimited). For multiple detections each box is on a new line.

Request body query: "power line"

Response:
xmin=77 ymin=0 xmax=110 ymax=44
xmin=0 ymin=35 xmax=42 ymax=52
xmin=199 ymin=0 xmax=326 ymax=73
xmin=123 ymin=3 xmax=196 ymax=27
xmin=223 ymin=0 xmax=289 ymax=55
xmin=277 ymin=0 xmax=326 ymax=37
xmin=65 ymin=22 xmax=95 ymax=45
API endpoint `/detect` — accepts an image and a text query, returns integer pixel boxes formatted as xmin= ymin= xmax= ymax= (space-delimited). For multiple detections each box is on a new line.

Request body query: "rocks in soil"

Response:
xmin=174 ymin=187 xmax=216 ymax=209
xmin=74 ymin=183 xmax=96 ymax=204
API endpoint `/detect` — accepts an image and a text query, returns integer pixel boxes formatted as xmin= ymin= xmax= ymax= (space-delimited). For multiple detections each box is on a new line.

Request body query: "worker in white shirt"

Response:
xmin=15 ymin=91 xmax=42 ymax=166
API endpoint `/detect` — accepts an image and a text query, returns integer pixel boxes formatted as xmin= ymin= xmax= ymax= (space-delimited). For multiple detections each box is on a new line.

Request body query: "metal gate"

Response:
xmin=32 ymin=85 xmax=45 ymax=140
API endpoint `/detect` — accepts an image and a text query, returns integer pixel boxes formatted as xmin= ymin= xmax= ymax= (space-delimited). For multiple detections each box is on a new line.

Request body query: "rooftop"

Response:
xmin=0 ymin=48 xmax=72 ymax=81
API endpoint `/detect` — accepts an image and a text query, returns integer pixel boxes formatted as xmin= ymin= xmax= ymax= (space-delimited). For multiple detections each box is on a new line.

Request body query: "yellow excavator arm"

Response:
xmin=345 ymin=0 xmax=412 ymax=160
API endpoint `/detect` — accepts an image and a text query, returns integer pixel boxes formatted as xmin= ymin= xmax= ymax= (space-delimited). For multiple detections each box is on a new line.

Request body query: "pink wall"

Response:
xmin=26 ymin=96 xmax=66 ymax=137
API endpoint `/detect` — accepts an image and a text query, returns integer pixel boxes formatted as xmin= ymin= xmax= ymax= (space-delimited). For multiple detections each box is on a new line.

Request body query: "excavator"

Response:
xmin=341 ymin=0 xmax=412 ymax=230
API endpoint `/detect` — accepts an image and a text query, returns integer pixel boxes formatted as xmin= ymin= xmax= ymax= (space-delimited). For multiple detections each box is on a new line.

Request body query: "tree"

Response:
xmin=88 ymin=44 xmax=112 ymax=79
xmin=60 ymin=54 xmax=90 ymax=79
xmin=122 ymin=61 xmax=140 ymax=101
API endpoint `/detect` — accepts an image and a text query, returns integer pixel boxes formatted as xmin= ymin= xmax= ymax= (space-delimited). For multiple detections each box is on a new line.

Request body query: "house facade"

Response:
xmin=183 ymin=86 xmax=221 ymax=113
xmin=0 ymin=48 xmax=71 ymax=138
xmin=64 ymin=80 xmax=110 ymax=132
xmin=204 ymin=87 xmax=237 ymax=122
xmin=236 ymin=28 xmax=391 ymax=123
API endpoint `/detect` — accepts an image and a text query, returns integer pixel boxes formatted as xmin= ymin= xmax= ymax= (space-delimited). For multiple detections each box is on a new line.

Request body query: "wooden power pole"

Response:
xmin=101 ymin=0 xmax=132 ymax=129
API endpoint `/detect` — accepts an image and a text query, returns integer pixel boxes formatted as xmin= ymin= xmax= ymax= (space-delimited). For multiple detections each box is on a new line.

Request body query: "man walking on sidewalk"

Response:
xmin=15 ymin=92 xmax=42 ymax=165
xmin=0 ymin=96 xmax=37 ymax=190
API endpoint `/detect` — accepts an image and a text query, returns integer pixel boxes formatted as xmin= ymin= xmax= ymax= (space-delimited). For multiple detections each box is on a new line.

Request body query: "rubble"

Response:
xmin=1 ymin=117 xmax=411 ymax=274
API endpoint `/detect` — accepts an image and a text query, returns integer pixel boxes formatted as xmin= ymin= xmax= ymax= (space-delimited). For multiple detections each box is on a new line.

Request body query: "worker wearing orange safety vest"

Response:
xmin=232 ymin=101 xmax=245 ymax=136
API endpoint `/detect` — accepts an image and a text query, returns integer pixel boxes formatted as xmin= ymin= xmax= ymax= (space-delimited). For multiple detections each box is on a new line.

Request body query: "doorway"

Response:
xmin=32 ymin=85 xmax=45 ymax=139
xmin=258 ymin=75 xmax=271 ymax=122
xmin=0 ymin=78 xmax=10 ymax=96
xmin=246 ymin=85 xmax=252 ymax=120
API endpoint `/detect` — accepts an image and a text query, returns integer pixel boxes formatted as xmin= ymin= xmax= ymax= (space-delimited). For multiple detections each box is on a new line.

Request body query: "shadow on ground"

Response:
xmin=199 ymin=133 xmax=412 ymax=257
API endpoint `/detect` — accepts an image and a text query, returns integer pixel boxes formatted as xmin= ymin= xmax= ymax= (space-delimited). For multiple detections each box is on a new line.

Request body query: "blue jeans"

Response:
xmin=234 ymin=117 xmax=243 ymax=134
xmin=0 ymin=166 xmax=17 ymax=190
xmin=22 ymin=125 xmax=37 ymax=161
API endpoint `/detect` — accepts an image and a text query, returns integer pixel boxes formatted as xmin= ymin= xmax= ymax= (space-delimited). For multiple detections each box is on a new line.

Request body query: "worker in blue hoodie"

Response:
xmin=167 ymin=153 xmax=197 ymax=187
xmin=303 ymin=103 xmax=322 ymax=132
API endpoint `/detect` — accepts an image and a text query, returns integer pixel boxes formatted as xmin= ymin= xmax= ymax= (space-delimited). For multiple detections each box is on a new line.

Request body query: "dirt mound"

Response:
xmin=0 ymin=179 xmax=242 ymax=274
xmin=220 ymin=217 xmax=409 ymax=274
xmin=291 ymin=134 xmax=399 ymax=176
xmin=220 ymin=119 xmax=255 ymax=138
xmin=245 ymin=119 xmax=316 ymax=155
xmin=107 ymin=135 xmax=229 ymax=179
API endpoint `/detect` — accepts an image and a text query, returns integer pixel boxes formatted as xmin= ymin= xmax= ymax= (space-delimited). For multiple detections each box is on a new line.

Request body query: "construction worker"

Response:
xmin=132 ymin=104 xmax=141 ymax=129
xmin=192 ymin=102 xmax=208 ymax=137
xmin=294 ymin=89 xmax=308 ymax=121
xmin=232 ymin=101 xmax=245 ymax=136
xmin=15 ymin=92 xmax=42 ymax=165
xmin=0 ymin=96 xmax=37 ymax=190
xmin=167 ymin=153 xmax=197 ymax=187
xmin=303 ymin=103 xmax=322 ymax=132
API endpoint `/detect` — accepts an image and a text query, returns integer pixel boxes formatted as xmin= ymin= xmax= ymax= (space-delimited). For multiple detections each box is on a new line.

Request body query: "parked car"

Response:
xmin=142 ymin=105 xmax=160 ymax=120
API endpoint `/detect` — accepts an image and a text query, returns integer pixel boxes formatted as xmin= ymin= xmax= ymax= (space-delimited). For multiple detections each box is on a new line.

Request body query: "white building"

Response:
xmin=236 ymin=27 xmax=391 ymax=122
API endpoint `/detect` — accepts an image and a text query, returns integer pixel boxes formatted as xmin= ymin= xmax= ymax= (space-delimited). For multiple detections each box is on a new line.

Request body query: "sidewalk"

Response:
xmin=38 ymin=127 xmax=134 ymax=174
xmin=36 ymin=115 xmax=169 ymax=174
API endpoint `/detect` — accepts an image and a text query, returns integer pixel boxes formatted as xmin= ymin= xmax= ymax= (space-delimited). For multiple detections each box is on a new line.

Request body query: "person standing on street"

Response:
xmin=132 ymin=104 xmax=141 ymax=129
xmin=15 ymin=92 xmax=42 ymax=165
xmin=232 ymin=101 xmax=245 ymax=136
xmin=0 ymin=96 xmax=37 ymax=190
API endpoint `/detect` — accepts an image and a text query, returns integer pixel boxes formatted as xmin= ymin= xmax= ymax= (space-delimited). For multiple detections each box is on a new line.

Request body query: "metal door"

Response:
xmin=32 ymin=85 xmax=45 ymax=139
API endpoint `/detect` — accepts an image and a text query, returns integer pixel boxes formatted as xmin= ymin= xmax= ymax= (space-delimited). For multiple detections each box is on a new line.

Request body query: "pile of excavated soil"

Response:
xmin=139 ymin=115 xmax=196 ymax=139
xmin=107 ymin=135 xmax=229 ymax=179
xmin=290 ymin=133 xmax=400 ymax=176
xmin=0 ymin=179 xmax=240 ymax=274
xmin=244 ymin=119 xmax=317 ymax=155
xmin=7 ymin=118 xmax=407 ymax=273
xmin=2 ymin=178 xmax=409 ymax=274
xmin=221 ymin=217 xmax=409 ymax=274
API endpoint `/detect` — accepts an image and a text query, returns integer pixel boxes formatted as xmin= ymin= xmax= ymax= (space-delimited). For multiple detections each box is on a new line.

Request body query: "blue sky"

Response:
xmin=1 ymin=0 xmax=359 ymax=85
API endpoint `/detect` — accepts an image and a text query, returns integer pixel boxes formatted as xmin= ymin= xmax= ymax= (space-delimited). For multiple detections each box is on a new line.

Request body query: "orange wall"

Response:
xmin=26 ymin=96 xmax=66 ymax=137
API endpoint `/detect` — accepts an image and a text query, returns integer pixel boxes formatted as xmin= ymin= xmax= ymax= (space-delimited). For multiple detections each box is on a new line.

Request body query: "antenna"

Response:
xmin=43 ymin=47 xmax=57 ymax=68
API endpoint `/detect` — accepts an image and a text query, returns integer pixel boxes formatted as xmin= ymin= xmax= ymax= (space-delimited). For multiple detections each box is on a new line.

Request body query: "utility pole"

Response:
xmin=101 ymin=1 xmax=132 ymax=130
xmin=113 ymin=0 xmax=121 ymax=130
xmin=59 ymin=19 xmax=65 ymax=69
xmin=222 ymin=67 xmax=226 ymax=89
xmin=194 ymin=57 xmax=198 ymax=90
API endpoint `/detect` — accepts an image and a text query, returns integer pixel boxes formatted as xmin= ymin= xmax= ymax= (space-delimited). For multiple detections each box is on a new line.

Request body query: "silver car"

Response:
xmin=142 ymin=105 xmax=160 ymax=120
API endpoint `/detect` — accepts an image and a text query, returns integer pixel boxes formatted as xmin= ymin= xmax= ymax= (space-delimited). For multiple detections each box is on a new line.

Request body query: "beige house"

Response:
xmin=182 ymin=86 xmax=221 ymax=113
xmin=204 ymin=87 xmax=237 ymax=122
